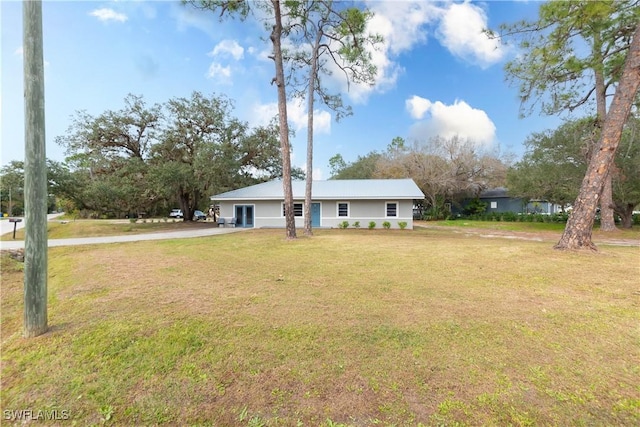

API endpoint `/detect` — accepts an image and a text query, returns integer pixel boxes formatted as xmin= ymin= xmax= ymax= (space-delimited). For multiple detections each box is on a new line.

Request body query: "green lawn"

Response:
xmin=1 ymin=228 xmax=639 ymax=426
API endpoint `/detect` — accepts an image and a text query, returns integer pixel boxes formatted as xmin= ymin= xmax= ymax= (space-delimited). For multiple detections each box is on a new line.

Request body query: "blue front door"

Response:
xmin=311 ymin=203 xmax=321 ymax=227
xmin=234 ymin=205 xmax=254 ymax=228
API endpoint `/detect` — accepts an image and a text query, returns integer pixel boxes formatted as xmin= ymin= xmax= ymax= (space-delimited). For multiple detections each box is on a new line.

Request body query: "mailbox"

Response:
xmin=8 ymin=218 xmax=22 ymax=239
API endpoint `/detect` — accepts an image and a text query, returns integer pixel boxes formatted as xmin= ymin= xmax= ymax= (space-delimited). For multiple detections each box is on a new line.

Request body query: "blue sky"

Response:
xmin=2 ymin=0 xmax=565 ymax=179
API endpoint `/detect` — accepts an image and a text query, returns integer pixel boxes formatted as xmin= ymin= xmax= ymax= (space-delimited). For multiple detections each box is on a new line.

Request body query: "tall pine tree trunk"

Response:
xmin=304 ymin=31 xmax=322 ymax=237
xmin=555 ymin=24 xmax=640 ymax=250
xmin=271 ymin=0 xmax=296 ymax=239
xmin=599 ymin=173 xmax=617 ymax=231
xmin=593 ymin=31 xmax=617 ymax=232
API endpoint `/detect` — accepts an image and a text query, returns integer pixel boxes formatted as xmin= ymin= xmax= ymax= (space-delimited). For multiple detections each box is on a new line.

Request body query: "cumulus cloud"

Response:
xmin=89 ymin=8 xmax=128 ymax=23
xmin=367 ymin=1 xmax=439 ymax=55
xmin=251 ymin=100 xmax=331 ymax=136
xmin=251 ymin=103 xmax=279 ymax=128
xmin=173 ymin=5 xmax=217 ymax=37
xmin=329 ymin=1 xmax=507 ymax=103
xmin=287 ymin=99 xmax=332 ymax=135
xmin=342 ymin=1 xmax=440 ymax=103
xmin=436 ymin=2 xmax=506 ymax=68
xmin=206 ymin=63 xmax=232 ymax=81
xmin=208 ymin=40 xmax=244 ymax=60
xmin=406 ymin=95 xmax=433 ymax=120
xmin=205 ymin=40 xmax=245 ymax=84
xmin=406 ymin=96 xmax=496 ymax=146
xmin=301 ymin=164 xmax=324 ymax=180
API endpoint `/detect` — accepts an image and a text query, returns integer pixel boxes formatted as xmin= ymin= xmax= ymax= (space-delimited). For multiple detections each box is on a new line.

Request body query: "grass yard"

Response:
xmin=1 ymin=227 xmax=639 ymax=426
xmin=431 ymin=219 xmax=640 ymax=241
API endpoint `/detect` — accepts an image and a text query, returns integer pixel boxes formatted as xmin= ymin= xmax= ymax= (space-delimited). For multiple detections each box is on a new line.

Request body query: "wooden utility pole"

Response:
xmin=23 ymin=0 xmax=48 ymax=337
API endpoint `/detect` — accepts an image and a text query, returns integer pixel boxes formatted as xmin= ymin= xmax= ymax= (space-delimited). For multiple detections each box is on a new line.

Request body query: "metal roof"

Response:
xmin=211 ymin=179 xmax=425 ymax=201
xmin=479 ymin=187 xmax=509 ymax=198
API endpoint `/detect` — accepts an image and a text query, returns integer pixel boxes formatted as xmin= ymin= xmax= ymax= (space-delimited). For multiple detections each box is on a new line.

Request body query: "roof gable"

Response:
xmin=211 ymin=179 xmax=425 ymax=200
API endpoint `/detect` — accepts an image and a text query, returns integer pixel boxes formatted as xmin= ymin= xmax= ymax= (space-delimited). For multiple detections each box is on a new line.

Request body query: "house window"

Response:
xmin=386 ymin=202 xmax=398 ymax=217
xmin=282 ymin=203 xmax=304 ymax=217
xmin=490 ymin=201 xmax=497 ymax=209
xmin=337 ymin=202 xmax=349 ymax=217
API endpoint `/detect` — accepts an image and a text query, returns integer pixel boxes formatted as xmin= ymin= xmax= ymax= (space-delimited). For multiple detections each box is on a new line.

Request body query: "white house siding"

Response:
xmin=321 ymin=199 xmax=414 ymax=229
xmin=218 ymin=199 xmax=414 ymax=229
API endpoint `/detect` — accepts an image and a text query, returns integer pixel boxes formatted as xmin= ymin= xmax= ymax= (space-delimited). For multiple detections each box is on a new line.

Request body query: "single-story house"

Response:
xmin=455 ymin=187 xmax=563 ymax=215
xmin=210 ymin=179 xmax=425 ymax=229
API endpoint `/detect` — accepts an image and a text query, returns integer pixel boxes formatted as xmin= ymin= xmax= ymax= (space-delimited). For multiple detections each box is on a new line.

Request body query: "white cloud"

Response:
xmin=407 ymin=96 xmax=496 ymax=146
xmin=436 ymin=2 xmax=506 ymax=69
xmin=335 ymin=1 xmax=440 ymax=104
xmin=406 ymin=95 xmax=433 ymax=120
xmin=367 ymin=2 xmax=439 ymax=55
xmin=208 ymin=40 xmax=244 ymax=60
xmin=206 ymin=62 xmax=232 ymax=81
xmin=325 ymin=1 xmax=507 ymax=103
xmin=89 ymin=8 xmax=128 ymax=23
xmin=251 ymin=103 xmax=279 ymax=128
xmin=301 ymin=164 xmax=324 ymax=180
xmin=287 ymin=99 xmax=332 ymax=135
xmin=205 ymin=41 xmax=245 ymax=84
xmin=250 ymin=99 xmax=331 ymax=136
xmin=312 ymin=168 xmax=323 ymax=180
xmin=172 ymin=5 xmax=216 ymax=37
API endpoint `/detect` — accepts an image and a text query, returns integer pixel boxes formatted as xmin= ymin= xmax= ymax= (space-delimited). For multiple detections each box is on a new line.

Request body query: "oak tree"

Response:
xmin=185 ymin=0 xmax=298 ymax=238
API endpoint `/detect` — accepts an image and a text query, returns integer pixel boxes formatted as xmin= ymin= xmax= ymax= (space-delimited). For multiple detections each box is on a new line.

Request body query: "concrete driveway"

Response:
xmin=0 ymin=214 xmax=244 ymax=250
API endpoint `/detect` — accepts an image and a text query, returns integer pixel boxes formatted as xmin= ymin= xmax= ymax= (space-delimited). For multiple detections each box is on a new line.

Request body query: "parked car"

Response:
xmin=193 ymin=210 xmax=206 ymax=221
xmin=169 ymin=209 xmax=183 ymax=218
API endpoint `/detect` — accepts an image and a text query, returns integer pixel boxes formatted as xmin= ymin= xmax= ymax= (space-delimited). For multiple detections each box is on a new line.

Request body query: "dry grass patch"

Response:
xmin=428 ymin=219 xmax=640 ymax=244
xmin=1 ymin=229 xmax=639 ymax=426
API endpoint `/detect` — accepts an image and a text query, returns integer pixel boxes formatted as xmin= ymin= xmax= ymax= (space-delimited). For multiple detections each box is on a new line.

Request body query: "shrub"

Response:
xmin=129 ymin=218 xmax=137 ymax=224
xmin=502 ymin=212 xmax=518 ymax=222
xmin=382 ymin=221 xmax=391 ymax=229
xmin=353 ymin=221 xmax=361 ymax=228
xmin=463 ymin=198 xmax=488 ymax=216
xmin=338 ymin=221 xmax=349 ymax=229
xmin=368 ymin=221 xmax=376 ymax=229
xmin=398 ymin=221 xmax=407 ymax=230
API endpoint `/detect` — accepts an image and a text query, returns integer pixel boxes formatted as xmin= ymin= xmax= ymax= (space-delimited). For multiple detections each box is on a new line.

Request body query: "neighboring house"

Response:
xmin=210 ymin=179 xmax=425 ymax=229
xmin=456 ymin=187 xmax=563 ymax=215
